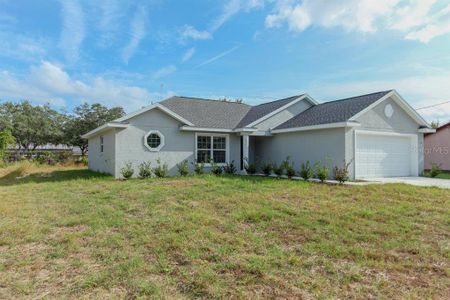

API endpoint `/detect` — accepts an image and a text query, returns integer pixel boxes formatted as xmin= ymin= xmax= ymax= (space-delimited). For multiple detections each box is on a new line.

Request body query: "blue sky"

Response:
xmin=0 ymin=0 xmax=449 ymax=121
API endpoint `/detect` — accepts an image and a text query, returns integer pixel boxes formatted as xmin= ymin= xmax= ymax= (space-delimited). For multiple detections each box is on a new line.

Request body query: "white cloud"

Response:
xmin=0 ymin=61 xmax=153 ymax=111
xmin=0 ymin=33 xmax=47 ymax=62
xmin=181 ymin=47 xmax=196 ymax=63
xmin=181 ymin=25 xmax=212 ymax=41
xmin=265 ymin=0 xmax=450 ymax=43
xmin=59 ymin=0 xmax=85 ymax=63
xmin=152 ymin=65 xmax=177 ymax=80
xmin=196 ymin=45 xmax=240 ymax=68
xmin=95 ymin=0 xmax=124 ymax=47
xmin=122 ymin=5 xmax=147 ymax=63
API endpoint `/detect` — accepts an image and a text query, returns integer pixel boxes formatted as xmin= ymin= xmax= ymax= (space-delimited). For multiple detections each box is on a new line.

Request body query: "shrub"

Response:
xmin=273 ymin=163 xmax=284 ymax=177
xmin=299 ymin=161 xmax=313 ymax=181
xmin=75 ymin=156 xmax=88 ymax=166
xmin=429 ymin=163 xmax=442 ymax=178
xmin=177 ymin=160 xmax=189 ymax=176
xmin=192 ymin=161 xmax=205 ymax=175
xmin=121 ymin=162 xmax=134 ymax=179
xmin=223 ymin=161 xmax=237 ymax=175
xmin=153 ymin=158 xmax=169 ymax=178
xmin=138 ymin=161 xmax=152 ymax=178
xmin=244 ymin=157 xmax=257 ymax=175
xmin=261 ymin=162 xmax=273 ymax=176
xmin=56 ymin=151 xmax=72 ymax=163
xmin=314 ymin=160 xmax=329 ymax=182
xmin=333 ymin=160 xmax=352 ymax=183
xmin=210 ymin=161 xmax=223 ymax=175
xmin=35 ymin=151 xmax=57 ymax=165
xmin=282 ymin=157 xmax=295 ymax=178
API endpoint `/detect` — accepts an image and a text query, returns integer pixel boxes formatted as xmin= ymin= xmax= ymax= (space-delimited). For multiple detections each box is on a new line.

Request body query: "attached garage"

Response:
xmin=355 ymin=131 xmax=419 ymax=179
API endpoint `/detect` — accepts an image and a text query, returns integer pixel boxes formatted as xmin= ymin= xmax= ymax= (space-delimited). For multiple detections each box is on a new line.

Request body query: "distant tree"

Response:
xmin=0 ymin=129 xmax=15 ymax=161
xmin=430 ymin=120 xmax=440 ymax=129
xmin=64 ymin=103 xmax=125 ymax=156
xmin=0 ymin=101 xmax=66 ymax=150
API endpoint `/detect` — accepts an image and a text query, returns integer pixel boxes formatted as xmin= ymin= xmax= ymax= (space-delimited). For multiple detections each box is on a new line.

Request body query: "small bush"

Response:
xmin=76 ymin=156 xmax=88 ymax=166
xmin=429 ymin=163 xmax=442 ymax=178
xmin=210 ymin=161 xmax=223 ymax=175
xmin=56 ymin=151 xmax=72 ymax=163
xmin=138 ymin=161 xmax=152 ymax=178
xmin=282 ymin=157 xmax=295 ymax=178
xmin=333 ymin=160 xmax=352 ymax=183
xmin=177 ymin=160 xmax=189 ymax=176
xmin=273 ymin=163 xmax=284 ymax=177
xmin=35 ymin=151 xmax=57 ymax=165
xmin=314 ymin=160 xmax=329 ymax=182
xmin=121 ymin=162 xmax=134 ymax=179
xmin=192 ymin=161 xmax=205 ymax=175
xmin=223 ymin=161 xmax=237 ymax=175
xmin=244 ymin=157 xmax=257 ymax=175
xmin=261 ymin=162 xmax=273 ymax=176
xmin=153 ymin=158 xmax=169 ymax=178
xmin=299 ymin=161 xmax=313 ymax=181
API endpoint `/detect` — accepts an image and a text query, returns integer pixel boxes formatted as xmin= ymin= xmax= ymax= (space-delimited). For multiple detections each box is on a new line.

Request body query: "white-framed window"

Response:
xmin=100 ymin=136 xmax=104 ymax=153
xmin=144 ymin=130 xmax=165 ymax=151
xmin=196 ymin=133 xmax=228 ymax=165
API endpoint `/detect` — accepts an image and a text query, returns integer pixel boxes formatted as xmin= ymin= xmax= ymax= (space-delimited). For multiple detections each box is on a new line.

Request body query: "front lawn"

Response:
xmin=0 ymin=163 xmax=449 ymax=298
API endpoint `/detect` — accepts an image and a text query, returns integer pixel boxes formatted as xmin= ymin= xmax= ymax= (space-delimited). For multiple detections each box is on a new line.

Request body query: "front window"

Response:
xmin=100 ymin=136 xmax=104 ymax=153
xmin=196 ymin=135 xmax=227 ymax=164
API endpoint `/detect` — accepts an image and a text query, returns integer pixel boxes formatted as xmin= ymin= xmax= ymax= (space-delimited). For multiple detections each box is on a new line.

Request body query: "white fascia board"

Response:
xmin=349 ymin=90 xmax=430 ymax=128
xmin=246 ymin=95 xmax=311 ymax=128
xmin=114 ymin=102 xmax=194 ymax=126
xmin=418 ymin=128 xmax=436 ymax=133
xmin=233 ymin=128 xmax=258 ymax=132
xmin=180 ymin=126 xmax=234 ymax=133
xmin=81 ymin=123 xmax=129 ymax=139
xmin=271 ymin=122 xmax=360 ymax=134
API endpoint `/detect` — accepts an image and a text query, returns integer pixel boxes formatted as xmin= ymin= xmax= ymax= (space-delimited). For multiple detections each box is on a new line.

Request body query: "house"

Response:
xmin=82 ymin=90 xmax=433 ymax=180
xmin=424 ymin=121 xmax=450 ymax=171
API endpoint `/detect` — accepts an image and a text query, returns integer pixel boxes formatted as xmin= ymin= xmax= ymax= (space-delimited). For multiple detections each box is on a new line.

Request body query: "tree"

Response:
xmin=431 ymin=120 xmax=440 ymax=129
xmin=0 ymin=129 xmax=15 ymax=161
xmin=0 ymin=101 xmax=66 ymax=150
xmin=64 ymin=103 xmax=125 ymax=156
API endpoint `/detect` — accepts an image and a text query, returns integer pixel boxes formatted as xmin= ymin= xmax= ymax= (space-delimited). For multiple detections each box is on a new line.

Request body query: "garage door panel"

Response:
xmin=356 ymin=133 xmax=414 ymax=178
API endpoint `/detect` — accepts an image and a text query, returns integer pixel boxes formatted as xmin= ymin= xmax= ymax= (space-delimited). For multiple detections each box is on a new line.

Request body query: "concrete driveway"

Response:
xmin=369 ymin=177 xmax=450 ymax=189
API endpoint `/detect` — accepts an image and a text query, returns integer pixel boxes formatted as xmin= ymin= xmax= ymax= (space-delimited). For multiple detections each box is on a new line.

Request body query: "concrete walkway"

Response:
xmin=366 ymin=177 xmax=450 ymax=189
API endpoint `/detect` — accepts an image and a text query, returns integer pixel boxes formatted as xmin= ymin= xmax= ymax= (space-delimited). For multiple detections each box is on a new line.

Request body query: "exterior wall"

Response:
xmin=253 ymin=128 xmax=346 ymax=177
xmin=424 ymin=126 xmax=450 ymax=170
xmin=346 ymin=97 xmax=423 ymax=178
xmin=114 ymin=108 xmax=241 ymax=178
xmin=254 ymin=99 xmax=312 ymax=130
xmin=88 ymin=129 xmax=116 ymax=175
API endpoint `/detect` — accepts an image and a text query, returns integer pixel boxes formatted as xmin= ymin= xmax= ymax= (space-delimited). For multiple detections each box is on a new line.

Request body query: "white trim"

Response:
xmin=246 ymin=94 xmax=317 ymax=128
xmin=115 ymin=102 xmax=195 ymax=126
xmin=144 ymin=130 xmax=165 ymax=152
xmin=180 ymin=126 xmax=258 ymax=133
xmin=194 ymin=132 xmax=230 ymax=166
xmin=354 ymin=130 xmax=419 ymax=179
xmin=349 ymin=90 xmax=430 ymax=127
xmin=418 ymin=128 xmax=436 ymax=133
xmin=81 ymin=123 xmax=129 ymax=139
xmin=271 ymin=122 xmax=360 ymax=134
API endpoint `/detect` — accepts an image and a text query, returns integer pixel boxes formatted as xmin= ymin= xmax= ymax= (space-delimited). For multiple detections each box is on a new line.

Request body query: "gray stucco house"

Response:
xmin=82 ymin=90 xmax=434 ymax=180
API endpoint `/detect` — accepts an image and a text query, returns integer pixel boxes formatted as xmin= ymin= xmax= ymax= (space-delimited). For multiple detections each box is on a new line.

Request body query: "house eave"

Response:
xmin=180 ymin=126 xmax=258 ymax=133
xmin=81 ymin=123 xmax=129 ymax=139
xmin=418 ymin=128 xmax=436 ymax=133
xmin=271 ymin=122 xmax=361 ymax=134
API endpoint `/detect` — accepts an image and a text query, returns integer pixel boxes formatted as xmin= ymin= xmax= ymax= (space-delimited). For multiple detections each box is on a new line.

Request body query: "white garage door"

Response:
xmin=355 ymin=133 xmax=417 ymax=178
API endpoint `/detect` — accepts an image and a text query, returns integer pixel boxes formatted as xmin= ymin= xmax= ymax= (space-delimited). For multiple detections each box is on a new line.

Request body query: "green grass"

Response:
xmin=424 ymin=170 xmax=450 ymax=180
xmin=0 ymin=164 xmax=449 ymax=299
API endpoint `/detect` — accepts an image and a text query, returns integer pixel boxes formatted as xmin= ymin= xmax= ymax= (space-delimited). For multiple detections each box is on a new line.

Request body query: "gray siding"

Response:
xmin=346 ymin=96 xmax=424 ymax=178
xmin=255 ymin=100 xmax=312 ymax=130
xmin=254 ymin=128 xmax=346 ymax=177
xmin=88 ymin=129 xmax=116 ymax=175
xmin=114 ymin=108 xmax=241 ymax=178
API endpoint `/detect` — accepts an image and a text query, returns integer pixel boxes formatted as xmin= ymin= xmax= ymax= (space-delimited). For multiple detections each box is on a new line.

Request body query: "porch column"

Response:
xmin=242 ymin=134 xmax=249 ymax=174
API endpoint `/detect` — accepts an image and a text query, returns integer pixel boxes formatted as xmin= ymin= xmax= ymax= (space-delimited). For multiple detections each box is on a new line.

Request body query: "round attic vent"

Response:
xmin=384 ymin=104 xmax=394 ymax=118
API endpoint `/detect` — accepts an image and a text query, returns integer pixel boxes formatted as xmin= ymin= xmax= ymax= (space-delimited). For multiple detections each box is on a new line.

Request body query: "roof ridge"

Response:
xmin=174 ymin=95 xmax=250 ymax=106
xmin=253 ymin=94 xmax=304 ymax=107
xmin=318 ymin=90 xmax=392 ymax=105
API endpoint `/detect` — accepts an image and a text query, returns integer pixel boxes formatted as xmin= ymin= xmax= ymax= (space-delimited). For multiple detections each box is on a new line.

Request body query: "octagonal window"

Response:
xmin=144 ymin=130 xmax=165 ymax=151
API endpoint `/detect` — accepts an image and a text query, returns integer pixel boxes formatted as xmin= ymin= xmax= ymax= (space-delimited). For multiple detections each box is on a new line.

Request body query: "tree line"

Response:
xmin=0 ymin=101 xmax=125 ymax=156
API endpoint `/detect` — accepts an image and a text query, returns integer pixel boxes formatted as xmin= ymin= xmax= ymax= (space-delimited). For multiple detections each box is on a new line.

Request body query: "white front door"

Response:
xmin=355 ymin=132 xmax=418 ymax=178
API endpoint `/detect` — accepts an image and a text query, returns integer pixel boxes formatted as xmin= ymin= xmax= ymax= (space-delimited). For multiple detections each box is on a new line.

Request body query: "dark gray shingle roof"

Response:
xmin=159 ymin=96 xmax=251 ymax=129
xmin=236 ymin=95 xmax=303 ymax=128
xmin=274 ymin=91 xmax=392 ymax=130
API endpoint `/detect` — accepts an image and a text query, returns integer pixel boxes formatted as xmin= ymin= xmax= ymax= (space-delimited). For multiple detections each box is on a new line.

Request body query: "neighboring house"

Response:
xmin=82 ymin=90 xmax=433 ymax=180
xmin=424 ymin=121 xmax=450 ymax=171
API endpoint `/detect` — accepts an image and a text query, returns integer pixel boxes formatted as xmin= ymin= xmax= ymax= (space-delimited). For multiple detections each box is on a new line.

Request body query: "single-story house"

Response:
xmin=424 ymin=121 xmax=450 ymax=171
xmin=82 ymin=90 xmax=434 ymax=180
